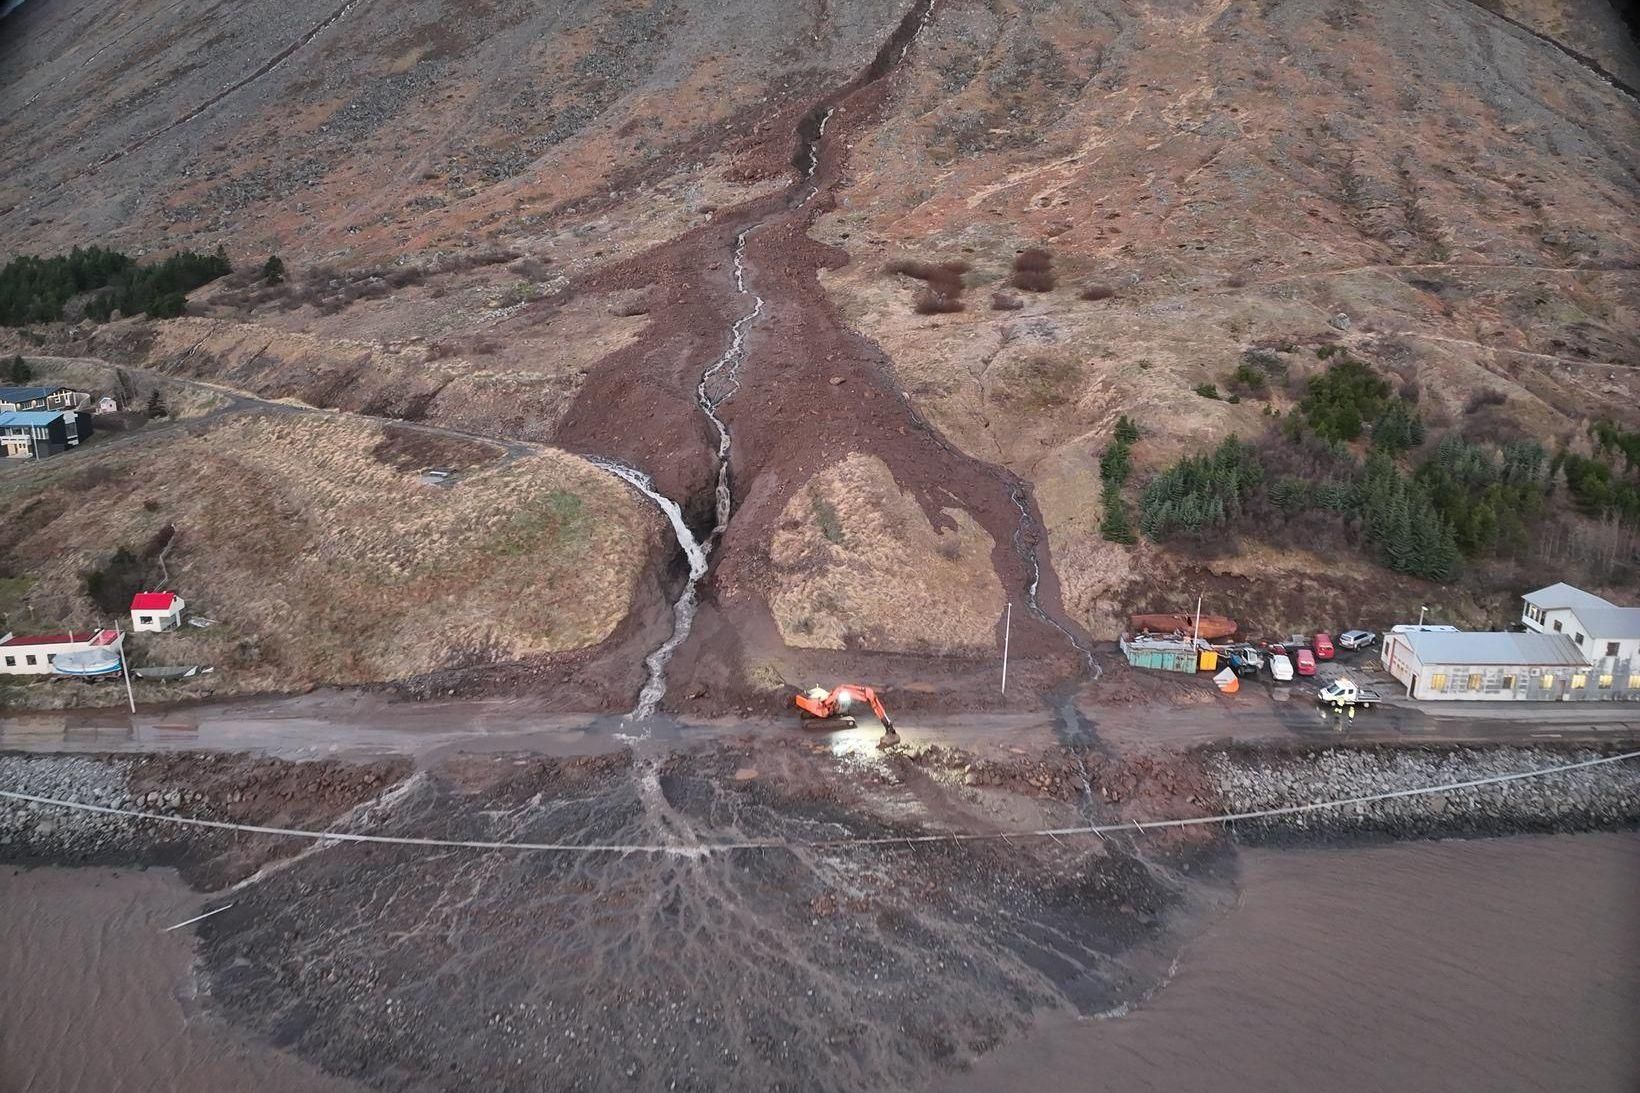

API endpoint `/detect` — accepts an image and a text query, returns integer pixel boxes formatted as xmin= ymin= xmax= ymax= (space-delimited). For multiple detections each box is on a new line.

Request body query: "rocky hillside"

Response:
xmin=1 ymin=0 xmax=1636 ymax=707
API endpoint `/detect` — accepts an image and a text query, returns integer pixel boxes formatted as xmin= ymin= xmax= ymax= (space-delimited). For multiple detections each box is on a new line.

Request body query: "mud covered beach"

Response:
xmin=3 ymin=738 xmax=1638 ymax=1092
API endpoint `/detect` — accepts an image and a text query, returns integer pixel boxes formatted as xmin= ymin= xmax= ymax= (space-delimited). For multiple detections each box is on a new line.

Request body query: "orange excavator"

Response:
xmin=793 ymin=684 xmax=899 ymax=747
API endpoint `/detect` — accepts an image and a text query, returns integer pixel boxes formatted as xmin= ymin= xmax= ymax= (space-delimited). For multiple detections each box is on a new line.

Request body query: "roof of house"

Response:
xmin=0 ymin=385 xmax=69 ymax=403
xmin=1568 ymin=606 xmax=1640 ymax=641
xmin=0 ymin=410 xmax=69 ymax=427
xmin=1 ymin=629 xmax=106 ymax=647
xmin=131 ymin=591 xmax=179 ymax=611
xmin=1402 ymin=630 xmax=1587 ymax=667
xmin=1522 ymin=582 xmax=1615 ymax=612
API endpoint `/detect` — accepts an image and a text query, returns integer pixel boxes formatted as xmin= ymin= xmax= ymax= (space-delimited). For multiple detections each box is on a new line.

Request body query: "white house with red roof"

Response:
xmin=0 ymin=629 xmax=122 ymax=675
xmin=131 ymin=591 xmax=185 ymax=632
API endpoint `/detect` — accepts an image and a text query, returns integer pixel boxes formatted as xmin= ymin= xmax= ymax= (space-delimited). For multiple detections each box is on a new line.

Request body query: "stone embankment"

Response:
xmin=1207 ymin=746 xmax=1640 ymax=843
xmin=0 ymin=752 xmax=407 ymax=882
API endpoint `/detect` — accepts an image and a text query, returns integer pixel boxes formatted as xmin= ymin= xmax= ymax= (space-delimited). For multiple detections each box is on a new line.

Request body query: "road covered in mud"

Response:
xmin=2 ymin=733 xmax=1638 ymax=1092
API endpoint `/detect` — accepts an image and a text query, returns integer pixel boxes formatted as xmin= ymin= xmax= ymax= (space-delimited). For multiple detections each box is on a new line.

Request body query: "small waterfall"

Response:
xmin=587 ymin=459 xmax=710 ymax=723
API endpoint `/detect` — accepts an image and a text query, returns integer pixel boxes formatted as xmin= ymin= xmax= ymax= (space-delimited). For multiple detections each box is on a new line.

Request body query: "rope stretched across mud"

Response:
xmin=3 ymin=751 xmax=1636 ymax=858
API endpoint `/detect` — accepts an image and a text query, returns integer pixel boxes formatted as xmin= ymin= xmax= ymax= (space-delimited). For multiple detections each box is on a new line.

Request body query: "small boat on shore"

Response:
xmin=51 ymin=648 xmax=123 ymax=677
xmin=1128 ymin=613 xmax=1238 ymax=641
xmin=132 ymin=665 xmax=212 ymax=681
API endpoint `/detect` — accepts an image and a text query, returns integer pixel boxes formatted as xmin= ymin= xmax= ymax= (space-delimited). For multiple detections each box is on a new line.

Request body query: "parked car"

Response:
xmin=1294 ymin=647 xmax=1316 ymax=676
xmin=1337 ymin=629 xmax=1378 ymax=650
xmin=1313 ymin=632 xmax=1335 ymax=659
xmin=1317 ymin=677 xmax=1382 ymax=709
xmin=1269 ymin=653 xmax=1294 ymax=682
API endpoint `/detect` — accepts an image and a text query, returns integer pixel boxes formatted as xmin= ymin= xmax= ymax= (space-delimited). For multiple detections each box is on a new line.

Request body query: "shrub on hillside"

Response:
xmin=1079 ymin=284 xmax=1114 ymax=301
xmin=1010 ymin=248 xmax=1056 ymax=292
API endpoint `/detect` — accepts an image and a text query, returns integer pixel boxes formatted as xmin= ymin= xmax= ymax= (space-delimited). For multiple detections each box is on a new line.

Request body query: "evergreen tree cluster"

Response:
xmin=1099 ymin=415 xmax=1140 ymax=544
xmin=1294 ymin=356 xmax=1391 ymax=442
xmin=1557 ymin=451 xmax=1640 ymax=524
xmin=7 ymin=355 xmax=30 ymax=383
xmin=1414 ymin=436 xmax=1546 ymax=557
xmin=1360 ymin=452 xmax=1461 ymax=581
xmin=1590 ymin=420 xmax=1640 ymax=472
xmin=1138 ymin=435 xmax=1263 ymax=540
xmin=0 ymin=245 xmax=231 ymax=326
xmin=0 ymin=246 xmax=133 ymax=326
xmin=83 ymin=247 xmax=232 ymax=321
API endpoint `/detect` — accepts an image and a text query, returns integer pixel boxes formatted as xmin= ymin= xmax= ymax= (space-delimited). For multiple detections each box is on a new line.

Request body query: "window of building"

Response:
xmin=1599 ymin=674 xmax=1614 ymax=689
xmin=1629 ymin=674 xmax=1640 ymax=690
xmin=45 ymin=653 xmax=54 ymax=663
xmin=137 ymin=615 xmax=151 ymax=624
xmin=1571 ymin=673 xmax=1588 ymax=689
xmin=1574 ymin=632 xmax=1585 ymax=645
xmin=2 ymin=656 xmax=12 ymax=667
xmin=1552 ymin=620 xmax=1563 ymax=632
xmin=1526 ymin=604 xmax=1545 ymax=625
xmin=1501 ymin=675 xmax=1516 ymax=691
xmin=25 ymin=654 xmax=36 ymax=666
xmin=1605 ymin=642 xmax=1620 ymax=658
xmin=1542 ymin=673 xmax=1556 ymax=689
xmin=1430 ymin=673 xmax=1448 ymax=692
xmin=1467 ymin=673 xmax=1483 ymax=691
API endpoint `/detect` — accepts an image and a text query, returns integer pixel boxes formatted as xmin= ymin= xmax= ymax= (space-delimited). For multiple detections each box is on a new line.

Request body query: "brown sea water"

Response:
xmin=952 ymin=833 xmax=1640 ymax=1093
xmin=0 ymin=867 xmax=359 ymax=1093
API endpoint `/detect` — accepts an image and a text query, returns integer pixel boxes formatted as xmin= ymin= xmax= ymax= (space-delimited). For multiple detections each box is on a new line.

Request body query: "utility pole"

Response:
xmin=1000 ymin=602 xmax=1012 ymax=696
xmin=116 ymin=623 xmax=135 ymax=714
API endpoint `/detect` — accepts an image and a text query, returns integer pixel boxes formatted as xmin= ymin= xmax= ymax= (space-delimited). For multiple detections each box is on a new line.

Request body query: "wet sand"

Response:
xmin=0 ymin=867 xmax=360 ymax=1093
xmin=951 ymin=833 xmax=1640 ymax=1093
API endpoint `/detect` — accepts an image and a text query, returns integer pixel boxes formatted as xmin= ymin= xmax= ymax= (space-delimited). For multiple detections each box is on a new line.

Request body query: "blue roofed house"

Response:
xmin=0 ymin=385 xmax=84 ymax=412
xmin=0 ymin=409 xmax=83 ymax=457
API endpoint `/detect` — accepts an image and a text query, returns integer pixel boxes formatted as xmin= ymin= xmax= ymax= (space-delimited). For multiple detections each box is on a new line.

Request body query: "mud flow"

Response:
xmin=550 ymin=0 xmax=1090 ymax=723
xmin=189 ymin=746 xmax=1227 ymax=1092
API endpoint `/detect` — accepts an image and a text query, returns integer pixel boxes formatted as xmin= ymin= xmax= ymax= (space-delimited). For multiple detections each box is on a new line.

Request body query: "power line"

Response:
xmin=2 ymin=750 xmax=1635 ymax=858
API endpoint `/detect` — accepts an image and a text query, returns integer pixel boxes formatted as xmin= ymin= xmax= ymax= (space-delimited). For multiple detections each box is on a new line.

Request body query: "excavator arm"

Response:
xmin=855 ymin=686 xmax=893 ymax=730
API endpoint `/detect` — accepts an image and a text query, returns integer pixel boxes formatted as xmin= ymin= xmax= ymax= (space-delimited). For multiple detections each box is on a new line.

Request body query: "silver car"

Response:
xmin=1338 ymin=629 xmax=1378 ymax=650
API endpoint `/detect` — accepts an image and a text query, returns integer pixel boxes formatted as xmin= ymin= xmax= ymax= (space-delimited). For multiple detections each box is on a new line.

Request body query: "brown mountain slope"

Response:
xmin=1 ymin=0 xmax=1637 ymax=709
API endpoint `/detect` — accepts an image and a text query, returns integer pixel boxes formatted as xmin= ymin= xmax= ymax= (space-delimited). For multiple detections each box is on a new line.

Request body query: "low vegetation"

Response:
xmin=886 ymin=257 xmax=969 ymax=314
xmin=1010 ymin=248 xmax=1056 ymax=293
xmin=1136 ymin=354 xmax=1640 ymax=584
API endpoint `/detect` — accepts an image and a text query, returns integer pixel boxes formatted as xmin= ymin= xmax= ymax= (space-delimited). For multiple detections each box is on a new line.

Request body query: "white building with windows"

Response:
xmin=0 ymin=629 xmax=122 ymax=675
xmin=1383 ymin=583 xmax=1640 ymax=701
xmin=130 ymin=591 xmax=185 ymax=632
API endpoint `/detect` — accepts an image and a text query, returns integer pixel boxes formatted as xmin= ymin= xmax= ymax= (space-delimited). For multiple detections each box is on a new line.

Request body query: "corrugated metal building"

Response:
xmin=1383 ymin=629 xmax=1635 ymax=701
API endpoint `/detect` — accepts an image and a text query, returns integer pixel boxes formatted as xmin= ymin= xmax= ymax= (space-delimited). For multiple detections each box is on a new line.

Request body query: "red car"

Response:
xmin=1295 ymin=647 xmax=1317 ymax=676
xmin=1313 ymin=632 xmax=1335 ymax=660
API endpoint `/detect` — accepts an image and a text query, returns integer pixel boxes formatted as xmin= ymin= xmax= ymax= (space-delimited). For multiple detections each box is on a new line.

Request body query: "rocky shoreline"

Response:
xmin=1207 ymin=745 xmax=1640 ymax=845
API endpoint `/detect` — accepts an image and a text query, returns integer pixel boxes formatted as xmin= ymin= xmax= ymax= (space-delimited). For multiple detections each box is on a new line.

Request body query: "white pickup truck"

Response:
xmin=1316 ymin=677 xmax=1383 ymax=709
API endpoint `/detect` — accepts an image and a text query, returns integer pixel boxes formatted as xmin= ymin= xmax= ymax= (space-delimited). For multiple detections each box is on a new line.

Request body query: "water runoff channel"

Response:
xmin=586 ymin=228 xmax=764 ymax=725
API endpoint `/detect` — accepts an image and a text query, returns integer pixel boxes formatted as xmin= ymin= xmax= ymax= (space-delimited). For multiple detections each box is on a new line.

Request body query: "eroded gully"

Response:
xmin=590 ymin=0 xmax=1093 ymax=725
